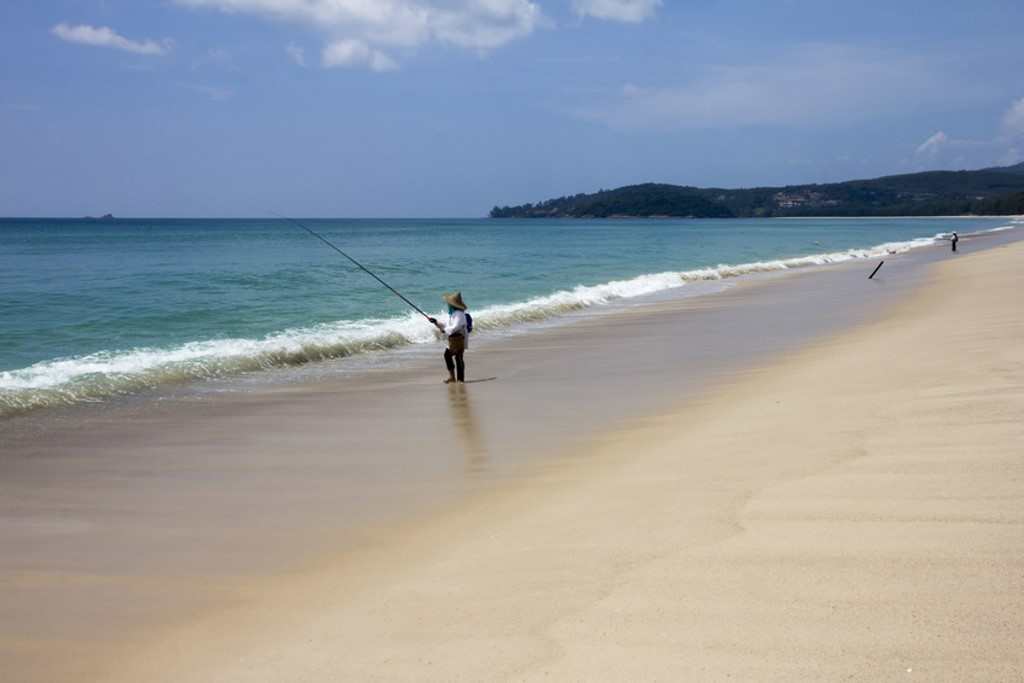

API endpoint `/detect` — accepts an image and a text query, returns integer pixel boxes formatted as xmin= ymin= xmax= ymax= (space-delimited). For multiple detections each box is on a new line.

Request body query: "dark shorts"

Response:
xmin=448 ymin=333 xmax=466 ymax=353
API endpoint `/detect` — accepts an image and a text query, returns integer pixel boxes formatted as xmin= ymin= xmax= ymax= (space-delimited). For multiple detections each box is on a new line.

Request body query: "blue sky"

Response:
xmin=1 ymin=0 xmax=1023 ymax=217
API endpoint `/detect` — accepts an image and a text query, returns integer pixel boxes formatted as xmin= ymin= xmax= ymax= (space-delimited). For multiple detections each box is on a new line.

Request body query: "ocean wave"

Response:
xmin=0 ymin=320 xmax=432 ymax=416
xmin=679 ymin=233 xmax=941 ymax=281
xmin=0 ymin=225 xmax=1014 ymax=416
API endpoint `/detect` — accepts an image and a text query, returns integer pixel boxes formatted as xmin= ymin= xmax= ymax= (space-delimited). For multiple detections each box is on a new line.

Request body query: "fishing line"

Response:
xmin=273 ymin=213 xmax=431 ymax=320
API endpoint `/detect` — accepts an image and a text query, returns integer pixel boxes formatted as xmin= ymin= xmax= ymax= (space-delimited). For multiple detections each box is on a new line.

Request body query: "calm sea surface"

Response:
xmin=0 ymin=216 xmax=1016 ymax=414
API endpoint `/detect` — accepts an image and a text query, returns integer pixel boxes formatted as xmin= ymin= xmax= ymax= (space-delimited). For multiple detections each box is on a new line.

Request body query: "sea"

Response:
xmin=1 ymin=216 xmax=1019 ymax=417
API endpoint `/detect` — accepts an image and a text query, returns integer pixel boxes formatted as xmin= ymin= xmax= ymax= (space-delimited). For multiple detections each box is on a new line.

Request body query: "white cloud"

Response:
xmin=174 ymin=0 xmax=543 ymax=70
xmin=580 ymin=45 xmax=973 ymax=130
xmin=909 ymin=98 xmax=1024 ymax=170
xmin=573 ymin=0 xmax=660 ymax=22
xmin=285 ymin=42 xmax=307 ymax=66
xmin=915 ymin=130 xmax=948 ymax=158
xmin=322 ymin=39 xmax=398 ymax=71
xmin=1002 ymin=97 xmax=1024 ymax=136
xmin=51 ymin=23 xmax=172 ymax=56
xmin=908 ymin=132 xmax=1001 ymax=169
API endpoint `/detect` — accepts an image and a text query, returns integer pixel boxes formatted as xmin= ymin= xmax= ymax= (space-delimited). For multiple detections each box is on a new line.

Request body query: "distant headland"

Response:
xmin=491 ymin=162 xmax=1024 ymax=219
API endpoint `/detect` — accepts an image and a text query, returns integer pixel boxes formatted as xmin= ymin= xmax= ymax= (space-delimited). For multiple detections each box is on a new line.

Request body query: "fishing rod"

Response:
xmin=272 ymin=213 xmax=431 ymax=320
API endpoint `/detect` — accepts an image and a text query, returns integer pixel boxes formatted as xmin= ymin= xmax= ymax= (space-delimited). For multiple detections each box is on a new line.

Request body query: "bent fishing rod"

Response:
xmin=272 ymin=213 xmax=431 ymax=320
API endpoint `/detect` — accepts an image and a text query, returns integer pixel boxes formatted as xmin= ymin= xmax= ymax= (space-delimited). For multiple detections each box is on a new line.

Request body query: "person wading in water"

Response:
xmin=430 ymin=292 xmax=470 ymax=384
xmin=951 ymin=231 xmax=959 ymax=252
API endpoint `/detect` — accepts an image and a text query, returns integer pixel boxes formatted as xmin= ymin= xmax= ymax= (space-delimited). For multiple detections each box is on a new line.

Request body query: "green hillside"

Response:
xmin=491 ymin=162 xmax=1024 ymax=218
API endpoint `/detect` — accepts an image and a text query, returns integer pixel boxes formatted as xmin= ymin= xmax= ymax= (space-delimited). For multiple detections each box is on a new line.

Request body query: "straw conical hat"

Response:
xmin=443 ymin=291 xmax=467 ymax=310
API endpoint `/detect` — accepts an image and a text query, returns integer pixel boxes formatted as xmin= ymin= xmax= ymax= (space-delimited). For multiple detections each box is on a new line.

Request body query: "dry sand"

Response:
xmin=99 ymin=243 xmax=1024 ymax=681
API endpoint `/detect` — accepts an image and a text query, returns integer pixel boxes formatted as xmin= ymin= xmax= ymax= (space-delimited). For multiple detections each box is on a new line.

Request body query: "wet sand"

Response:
xmin=1 ymin=231 xmax=1021 ymax=681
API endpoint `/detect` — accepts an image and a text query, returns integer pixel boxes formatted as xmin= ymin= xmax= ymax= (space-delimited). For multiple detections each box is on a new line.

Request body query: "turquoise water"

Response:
xmin=0 ymin=216 xmax=1015 ymax=415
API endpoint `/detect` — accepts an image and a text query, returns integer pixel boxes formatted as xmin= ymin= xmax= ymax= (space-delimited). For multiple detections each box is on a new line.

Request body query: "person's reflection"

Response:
xmin=447 ymin=384 xmax=488 ymax=472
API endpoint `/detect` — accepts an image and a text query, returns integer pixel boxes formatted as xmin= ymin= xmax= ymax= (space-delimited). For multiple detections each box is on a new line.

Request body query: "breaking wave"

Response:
xmin=0 ymin=225 xmax=1014 ymax=416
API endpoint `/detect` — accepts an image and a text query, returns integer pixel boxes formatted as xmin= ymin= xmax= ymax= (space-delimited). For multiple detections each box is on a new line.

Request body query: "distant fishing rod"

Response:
xmin=273 ymin=213 xmax=431 ymax=320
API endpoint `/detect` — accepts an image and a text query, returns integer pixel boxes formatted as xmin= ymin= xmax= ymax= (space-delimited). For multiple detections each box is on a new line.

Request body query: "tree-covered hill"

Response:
xmin=490 ymin=162 xmax=1024 ymax=218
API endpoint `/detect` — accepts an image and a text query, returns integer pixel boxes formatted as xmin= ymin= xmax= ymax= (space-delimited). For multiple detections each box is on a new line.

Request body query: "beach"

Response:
xmin=0 ymin=230 xmax=1019 ymax=681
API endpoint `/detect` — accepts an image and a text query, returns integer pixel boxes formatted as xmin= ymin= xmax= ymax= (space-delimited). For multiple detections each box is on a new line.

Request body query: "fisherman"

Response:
xmin=429 ymin=292 xmax=469 ymax=384
xmin=951 ymin=231 xmax=959 ymax=252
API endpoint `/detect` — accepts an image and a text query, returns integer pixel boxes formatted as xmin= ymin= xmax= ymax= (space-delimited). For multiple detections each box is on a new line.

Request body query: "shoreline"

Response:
xmin=2 ymin=220 xmax=1017 ymax=420
xmin=107 ymin=240 xmax=1024 ymax=682
xmin=2 ymin=231 xmax=1021 ymax=681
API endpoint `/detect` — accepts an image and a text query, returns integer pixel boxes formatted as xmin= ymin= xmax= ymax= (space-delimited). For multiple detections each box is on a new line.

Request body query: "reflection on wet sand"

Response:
xmin=447 ymin=384 xmax=488 ymax=472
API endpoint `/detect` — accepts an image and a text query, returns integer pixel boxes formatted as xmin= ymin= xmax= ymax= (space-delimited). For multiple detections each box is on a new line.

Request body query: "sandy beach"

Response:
xmin=1 ymin=234 xmax=1020 ymax=682
xmin=72 ymin=242 xmax=1021 ymax=680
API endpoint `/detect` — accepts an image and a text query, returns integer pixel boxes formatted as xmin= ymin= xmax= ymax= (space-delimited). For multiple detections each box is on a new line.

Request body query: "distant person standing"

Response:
xmin=429 ymin=292 xmax=471 ymax=384
xmin=951 ymin=231 xmax=959 ymax=252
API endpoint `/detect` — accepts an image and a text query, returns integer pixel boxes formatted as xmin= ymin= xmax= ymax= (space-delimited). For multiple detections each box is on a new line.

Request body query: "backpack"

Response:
xmin=465 ymin=312 xmax=473 ymax=334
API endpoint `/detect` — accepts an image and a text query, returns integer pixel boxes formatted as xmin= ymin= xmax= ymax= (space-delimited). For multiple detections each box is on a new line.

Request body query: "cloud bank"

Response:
xmin=912 ymin=98 xmax=1024 ymax=169
xmin=581 ymin=45 xmax=962 ymax=130
xmin=572 ymin=0 xmax=661 ymax=23
xmin=175 ymin=0 xmax=543 ymax=70
xmin=51 ymin=23 xmax=172 ymax=56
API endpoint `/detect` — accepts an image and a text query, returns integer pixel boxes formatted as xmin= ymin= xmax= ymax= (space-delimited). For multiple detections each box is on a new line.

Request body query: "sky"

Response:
xmin=1 ymin=0 xmax=1023 ymax=217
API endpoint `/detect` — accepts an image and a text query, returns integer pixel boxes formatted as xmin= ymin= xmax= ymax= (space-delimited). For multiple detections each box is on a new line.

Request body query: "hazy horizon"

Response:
xmin=2 ymin=1 xmax=1023 ymax=218
xmin=3 ymin=156 xmax=1023 ymax=220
